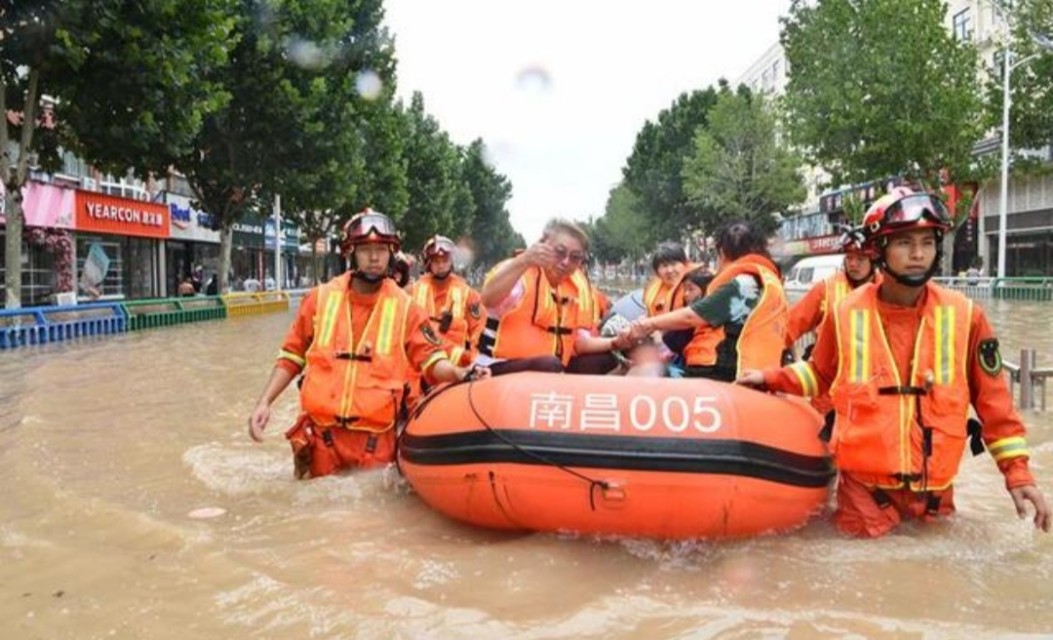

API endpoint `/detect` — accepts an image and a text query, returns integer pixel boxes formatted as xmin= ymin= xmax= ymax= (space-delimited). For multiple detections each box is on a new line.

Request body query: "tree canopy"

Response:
xmin=780 ymin=0 xmax=984 ymax=186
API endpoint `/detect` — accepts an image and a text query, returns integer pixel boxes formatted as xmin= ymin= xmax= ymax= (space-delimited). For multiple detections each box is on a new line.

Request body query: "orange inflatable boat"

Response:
xmin=398 ymin=373 xmax=833 ymax=540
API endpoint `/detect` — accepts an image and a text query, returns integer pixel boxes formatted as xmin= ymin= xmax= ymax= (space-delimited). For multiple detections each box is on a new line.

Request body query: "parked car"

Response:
xmin=783 ymin=255 xmax=844 ymax=296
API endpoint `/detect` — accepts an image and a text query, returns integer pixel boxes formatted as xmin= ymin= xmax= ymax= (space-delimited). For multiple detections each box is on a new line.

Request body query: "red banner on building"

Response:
xmin=75 ymin=190 xmax=169 ymax=239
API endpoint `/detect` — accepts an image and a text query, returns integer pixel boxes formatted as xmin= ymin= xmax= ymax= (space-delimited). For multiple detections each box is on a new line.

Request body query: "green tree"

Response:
xmin=1 ymin=0 xmax=234 ymax=308
xmin=591 ymin=183 xmax=651 ymax=264
xmin=682 ymin=89 xmax=805 ymax=235
xmin=622 ymin=85 xmax=722 ymax=240
xmin=398 ymin=93 xmax=474 ymax=251
xmin=177 ymin=0 xmax=393 ymax=292
xmin=781 ymin=0 xmax=984 ymax=186
xmin=462 ymin=140 xmax=522 ymax=269
xmin=986 ymin=0 xmax=1053 ymax=158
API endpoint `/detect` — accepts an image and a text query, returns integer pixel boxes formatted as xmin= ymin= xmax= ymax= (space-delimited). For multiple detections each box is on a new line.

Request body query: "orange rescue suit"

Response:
xmin=771 ymin=282 xmax=1034 ymax=493
xmin=478 ymin=264 xmax=596 ymax=365
xmin=408 ymin=273 xmax=485 ymax=366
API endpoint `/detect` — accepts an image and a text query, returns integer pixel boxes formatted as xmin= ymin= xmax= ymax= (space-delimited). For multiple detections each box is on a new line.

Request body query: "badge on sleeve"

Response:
xmin=421 ymin=322 xmax=442 ymax=346
xmin=978 ymin=338 xmax=1002 ymax=376
xmin=469 ymin=302 xmax=482 ymax=319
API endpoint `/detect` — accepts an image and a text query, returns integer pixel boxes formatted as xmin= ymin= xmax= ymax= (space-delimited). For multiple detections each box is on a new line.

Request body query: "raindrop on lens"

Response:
xmin=356 ymin=70 xmax=383 ymax=101
xmin=515 ymin=65 xmax=552 ymax=95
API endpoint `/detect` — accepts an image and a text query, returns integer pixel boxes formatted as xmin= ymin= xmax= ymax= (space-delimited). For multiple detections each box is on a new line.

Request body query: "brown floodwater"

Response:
xmin=1 ymin=299 xmax=1050 ymax=639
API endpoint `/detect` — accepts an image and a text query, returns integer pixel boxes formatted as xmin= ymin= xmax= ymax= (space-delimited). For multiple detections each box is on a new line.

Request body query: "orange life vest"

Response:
xmin=705 ymin=254 xmax=788 ymax=374
xmin=643 ymin=277 xmax=675 ymax=317
xmin=829 ymin=283 xmax=973 ymax=491
xmin=300 ymin=275 xmax=411 ymax=432
xmin=479 ymin=265 xmax=595 ymax=365
xmin=409 ymin=273 xmax=475 ymax=364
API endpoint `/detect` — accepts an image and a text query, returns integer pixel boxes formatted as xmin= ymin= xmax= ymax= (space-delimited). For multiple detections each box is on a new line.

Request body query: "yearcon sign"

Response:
xmin=75 ymin=190 xmax=170 ymax=239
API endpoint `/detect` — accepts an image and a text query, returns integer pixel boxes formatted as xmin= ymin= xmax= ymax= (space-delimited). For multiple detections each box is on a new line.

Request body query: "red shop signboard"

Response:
xmin=75 ymin=190 xmax=170 ymax=239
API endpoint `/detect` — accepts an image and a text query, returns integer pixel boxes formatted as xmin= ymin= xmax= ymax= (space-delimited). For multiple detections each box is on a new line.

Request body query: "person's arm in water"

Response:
xmin=248 ymin=288 xmax=318 ymax=441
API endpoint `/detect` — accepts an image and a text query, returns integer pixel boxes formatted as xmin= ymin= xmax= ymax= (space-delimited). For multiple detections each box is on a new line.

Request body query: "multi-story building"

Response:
xmin=736 ymin=1 xmax=1053 ymax=276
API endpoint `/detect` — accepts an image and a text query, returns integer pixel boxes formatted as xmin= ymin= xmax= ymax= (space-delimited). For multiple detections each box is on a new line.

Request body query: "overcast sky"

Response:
xmin=384 ymin=0 xmax=790 ymax=243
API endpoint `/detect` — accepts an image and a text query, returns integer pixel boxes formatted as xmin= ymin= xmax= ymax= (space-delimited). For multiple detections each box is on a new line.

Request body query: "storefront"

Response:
xmin=0 ymin=181 xmax=76 ymax=306
xmin=231 ymin=216 xmax=300 ymax=289
xmin=74 ymin=190 xmax=169 ymax=300
xmin=165 ymin=194 xmax=221 ymax=295
xmin=983 ymin=208 xmax=1053 ymax=278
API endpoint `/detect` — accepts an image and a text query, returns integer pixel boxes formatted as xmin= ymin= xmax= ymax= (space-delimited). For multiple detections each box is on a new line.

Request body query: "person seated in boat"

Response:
xmin=736 ymin=187 xmax=1050 ymax=538
xmin=478 ymin=218 xmax=632 ymax=376
xmin=661 ymin=266 xmax=715 ymax=369
xmin=626 ymin=219 xmax=788 ymax=381
xmin=644 ymin=242 xmax=690 ymax=317
xmin=247 ymin=208 xmax=489 ymax=479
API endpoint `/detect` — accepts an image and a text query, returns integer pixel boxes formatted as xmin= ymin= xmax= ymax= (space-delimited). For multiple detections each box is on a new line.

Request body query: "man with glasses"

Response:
xmin=247 ymin=208 xmax=489 ymax=479
xmin=737 ymin=187 xmax=1050 ymax=537
xmin=478 ymin=218 xmax=630 ymax=375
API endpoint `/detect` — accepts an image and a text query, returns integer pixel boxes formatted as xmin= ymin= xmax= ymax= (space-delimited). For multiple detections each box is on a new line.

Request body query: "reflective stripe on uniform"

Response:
xmin=934 ymin=305 xmax=955 ymax=385
xmin=317 ymin=290 xmax=342 ymax=348
xmin=789 ymin=361 xmax=819 ymax=397
xmin=278 ymin=349 xmax=306 ymax=367
xmin=989 ymin=436 xmax=1029 ymax=462
xmin=375 ymin=298 xmax=398 ymax=355
xmin=849 ymin=309 xmax=870 ymax=383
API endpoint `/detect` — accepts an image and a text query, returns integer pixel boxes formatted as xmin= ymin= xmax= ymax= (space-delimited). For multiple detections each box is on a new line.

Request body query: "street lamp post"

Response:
xmin=996 ymin=37 xmax=1053 ymax=279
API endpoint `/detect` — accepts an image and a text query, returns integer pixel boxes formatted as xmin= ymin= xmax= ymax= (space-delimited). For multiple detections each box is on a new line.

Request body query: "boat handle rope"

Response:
xmin=465 ymin=378 xmax=611 ymax=511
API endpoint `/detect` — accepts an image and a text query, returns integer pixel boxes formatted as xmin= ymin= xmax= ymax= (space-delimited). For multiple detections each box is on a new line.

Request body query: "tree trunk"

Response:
xmin=3 ymin=189 xmax=23 ymax=309
xmin=219 ymin=224 xmax=234 ymax=293
xmin=310 ymin=238 xmax=319 ymax=285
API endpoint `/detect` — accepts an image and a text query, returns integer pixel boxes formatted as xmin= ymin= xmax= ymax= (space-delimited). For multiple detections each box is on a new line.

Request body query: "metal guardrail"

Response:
xmin=121 ymin=296 xmax=227 ymax=330
xmin=1005 ymin=349 xmax=1050 ymax=411
xmin=0 ymin=302 xmax=127 ymax=349
xmin=932 ymin=276 xmax=1053 ymax=302
xmin=222 ymin=291 xmax=291 ymax=317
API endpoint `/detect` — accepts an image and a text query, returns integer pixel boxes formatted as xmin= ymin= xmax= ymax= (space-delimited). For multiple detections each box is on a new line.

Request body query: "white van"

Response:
xmin=783 ymin=255 xmax=844 ymax=296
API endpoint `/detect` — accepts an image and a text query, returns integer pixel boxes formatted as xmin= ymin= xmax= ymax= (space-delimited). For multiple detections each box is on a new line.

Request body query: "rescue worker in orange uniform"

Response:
xmin=478 ymin=218 xmax=631 ymax=376
xmin=785 ymin=226 xmax=879 ymax=351
xmin=627 ymin=220 xmax=788 ymax=381
xmin=408 ymin=235 xmax=486 ymax=367
xmin=247 ymin=209 xmax=489 ymax=479
xmin=738 ymin=187 xmax=1051 ymax=537
xmin=643 ymin=242 xmax=690 ymax=317
xmin=785 ymin=226 xmax=879 ymax=417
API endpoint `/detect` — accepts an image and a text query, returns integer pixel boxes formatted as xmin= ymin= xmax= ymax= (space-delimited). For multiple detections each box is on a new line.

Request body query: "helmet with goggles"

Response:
xmin=422 ymin=235 xmax=456 ymax=265
xmin=861 ymin=187 xmax=951 ymax=246
xmin=341 ymin=208 xmax=401 ymax=255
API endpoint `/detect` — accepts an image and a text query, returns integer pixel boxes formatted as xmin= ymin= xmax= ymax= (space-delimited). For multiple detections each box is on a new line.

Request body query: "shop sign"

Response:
xmin=75 ymin=190 xmax=169 ymax=239
xmin=233 ymin=219 xmax=265 ymax=249
xmin=265 ymin=219 xmax=301 ymax=252
xmin=167 ymin=194 xmax=220 ymax=243
xmin=0 ymin=181 xmax=76 ymax=229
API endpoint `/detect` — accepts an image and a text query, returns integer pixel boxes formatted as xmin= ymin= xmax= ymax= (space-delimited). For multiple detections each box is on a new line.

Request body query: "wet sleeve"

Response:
xmin=967 ymin=306 xmax=1035 ymax=489
xmin=276 ymin=288 xmax=317 ymax=374
xmin=405 ymin=303 xmax=450 ymax=383
xmin=763 ymin=310 xmax=838 ymax=397
xmin=785 ymin=282 xmax=825 ymax=347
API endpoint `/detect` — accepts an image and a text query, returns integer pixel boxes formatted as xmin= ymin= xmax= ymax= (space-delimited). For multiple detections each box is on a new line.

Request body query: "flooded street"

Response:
xmin=1 ymin=300 xmax=1051 ymax=639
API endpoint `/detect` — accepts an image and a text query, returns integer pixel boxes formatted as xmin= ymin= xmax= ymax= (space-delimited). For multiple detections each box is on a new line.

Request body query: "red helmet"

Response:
xmin=861 ymin=187 xmax=951 ymax=246
xmin=838 ymin=225 xmax=869 ymax=254
xmin=341 ymin=208 xmax=400 ymax=254
xmin=422 ymin=235 xmax=456 ymax=265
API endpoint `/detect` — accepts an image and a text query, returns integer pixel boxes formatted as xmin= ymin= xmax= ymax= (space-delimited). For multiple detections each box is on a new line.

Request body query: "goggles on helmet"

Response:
xmin=424 ymin=236 xmax=456 ymax=258
xmin=344 ymin=211 xmax=399 ymax=245
xmin=867 ymin=193 xmax=950 ymax=234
